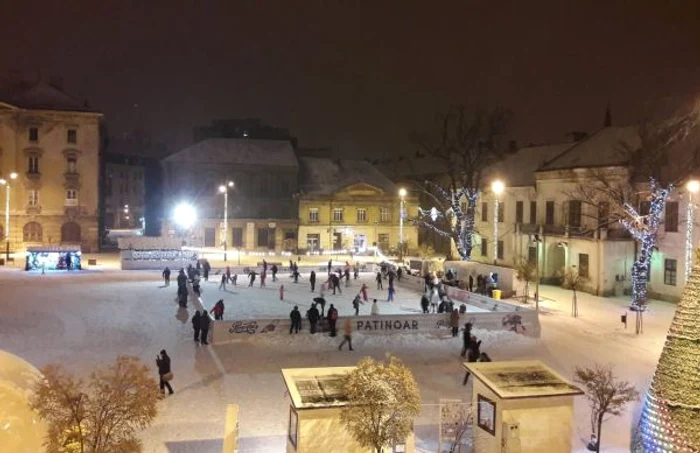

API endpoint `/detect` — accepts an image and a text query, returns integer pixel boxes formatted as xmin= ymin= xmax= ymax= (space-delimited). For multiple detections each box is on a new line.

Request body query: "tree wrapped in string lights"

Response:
xmin=411 ymin=106 xmax=512 ymax=260
xmin=633 ymin=249 xmax=700 ymax=452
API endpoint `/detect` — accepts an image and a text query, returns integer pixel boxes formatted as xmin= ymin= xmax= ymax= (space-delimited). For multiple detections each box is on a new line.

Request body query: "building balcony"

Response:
xmin=25 ymin=171 xmax=41 ymax=181
xmin=64 ymin=172 xmax=80 ymax=184
xmin=26 ymin=205 xmax=41 ymax=214
xmin=518 ymin=223 xmax=539 ymax=234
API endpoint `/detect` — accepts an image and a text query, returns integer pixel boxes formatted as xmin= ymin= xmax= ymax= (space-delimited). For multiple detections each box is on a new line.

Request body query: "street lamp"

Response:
xmin=685 ymin=180 xmax=699 ymax=281
xmin=0 ymin=172 xmax=18 ymax=262
xmin=219 ymin=181 xmax=234 ymax=261
xmin=491 ymin=180 xmax=505 ymax=264
xmin=398 ymin=188 xmax=407 ymax=260
xmin=173 ymin=203 xmax=196 ymax=229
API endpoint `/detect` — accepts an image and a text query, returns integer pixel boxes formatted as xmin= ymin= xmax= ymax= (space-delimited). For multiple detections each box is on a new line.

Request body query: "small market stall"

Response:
xmin=25 ymin=245 xmax=82 ymax=271
xmin=463 ymin=360 xmax=583 ymax=453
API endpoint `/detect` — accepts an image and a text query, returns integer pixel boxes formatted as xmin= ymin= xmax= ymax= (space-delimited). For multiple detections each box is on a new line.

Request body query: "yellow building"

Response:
xmin=297 ymin=157 xmax=418 ymax=254
xmin=0 ymin=79 xmax=102 ymax=253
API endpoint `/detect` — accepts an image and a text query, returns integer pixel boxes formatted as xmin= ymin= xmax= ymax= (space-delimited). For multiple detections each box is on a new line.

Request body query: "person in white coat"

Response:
xmin=371 ymin=299 xmax=379 ymax=315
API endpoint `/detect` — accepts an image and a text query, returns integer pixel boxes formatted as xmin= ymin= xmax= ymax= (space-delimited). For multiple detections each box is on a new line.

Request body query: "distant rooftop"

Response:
xmin=487 ymin=142 xmax=575 ymax=187
xmin=281 ymin=367 xmax=355 ymax=409
xmin=299 ymin=157 xmax=398 ymax=196
xmin=0 ymin=78 xmax=98 ymax=113
xmin=163 ymin=138 xmax=298 ymax=167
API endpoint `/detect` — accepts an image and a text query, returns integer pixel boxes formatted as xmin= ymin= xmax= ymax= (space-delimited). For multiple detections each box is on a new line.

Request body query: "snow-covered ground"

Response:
xmin=0 ymin=267 xmax=675 ymax=452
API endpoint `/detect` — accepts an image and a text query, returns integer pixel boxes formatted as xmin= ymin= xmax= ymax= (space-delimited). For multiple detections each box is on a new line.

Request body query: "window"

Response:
xmin=308 ymin=208 xmax=319 ymax=223
xmin=481 ymin=238 xmax=488 ymax=257
xmin=380 ymin=207 xmax=390 ymax=222
xmin=67 ymin=157 xmax=77 ymax=174
xmin=257 ymin=228 xmax=269 ymax=247
xmin=67 ymin=129 xmax=77 ymax=144
xmin=65 ymin=189 xmax=78 ymax=206
xmin=232 ymin=228 xmax=243 ymax=247
xmin=28 ymin=127 xmax=38 ymax=142
xmin=24 ymin=222 xmax=43 ymax=242
xmin=529 ymin=201 xmax=537 ymax=224
xmin=598 ymin=201 xmax=610 ymax=228
xmin=356 ymin=208 xmax=367 ymax=223
xmin=665 ymin=202 xmax=679 ymax=232
xmin=204 ymin=228 xmax=216 ymax=247
xmin=568 ymin=200 xmax=582 ymax=227
xmin=333 ymin=208 xmax=343 ymax=222
xmin=28 ymin=190 xmax=39 ymax=207
xmin=497 ymin=240 xmax=504 ymax=260
xmin=497 ymin=201 xmax=504 ymax=223
xmin=28 ymin=156 xmax=39 ymax=174
xmin=284 ymin=231 xmax=296 ymax=240
xmin=378 ymin=233 xmax=390 ymax=250
xmin=481 ymin=202 xmax=488 ymax=222
xmin=579 ymin=254 xmax=590 ymax=278
xmin=545 ymin=201 xmax=555 ymax=225
xmin=664 ymin=259 xmax=677 ymax=286
xmin=515 ymin=201 xmax=524 ymax=223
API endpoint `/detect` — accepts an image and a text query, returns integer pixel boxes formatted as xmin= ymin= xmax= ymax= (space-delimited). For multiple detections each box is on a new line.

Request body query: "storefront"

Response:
xmin=25 ymin=246 xmax=82 ymax=271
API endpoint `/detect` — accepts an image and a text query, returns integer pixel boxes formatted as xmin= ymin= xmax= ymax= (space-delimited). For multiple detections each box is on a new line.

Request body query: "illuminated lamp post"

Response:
xmin=0 ymin=172 xmax=18 ymax=262
xmin=219 ymin=181 xmax=234 ymax=261
xmin=491 ymin=180 xmax=505 ymax=264
xmin=398 ymin=188 xmax=407 ymax=260
xmin=685 ymin=179 xmax=699 ymax=282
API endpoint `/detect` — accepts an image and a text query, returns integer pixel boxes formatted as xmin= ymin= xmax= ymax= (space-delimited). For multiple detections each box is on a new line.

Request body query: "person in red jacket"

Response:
xmin=327 ymin=304 xmax=339 ymax=337
xmin=212 ymin=299 xmax=225 ymax=321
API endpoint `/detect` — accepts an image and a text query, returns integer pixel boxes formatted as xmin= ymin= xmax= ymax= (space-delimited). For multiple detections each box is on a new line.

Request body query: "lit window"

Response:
xmin=664 ymin=259 xmax=677 ymax=286
xmin=333 ymin=208 xmax=343 ymax=222
xmin=380 ymin=207 xmax=390 ymax=222
xmin=357 ymin=208 xmax=367 ymax=223
xmin=28 ymin=156 xmax=40 ymax=174
xmin=28 ymin=190 xmax=39 ymax=207
xmin=66 ymin=189 xmax=78 ymax=206
xmin=67 ymin=129 xmax=77 ymax=144
xmin=308 ymin=208 xmax=319 ymax=223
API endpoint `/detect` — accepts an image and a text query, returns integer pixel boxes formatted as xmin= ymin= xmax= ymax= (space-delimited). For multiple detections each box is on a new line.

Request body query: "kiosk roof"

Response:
xmin=463 ymin=360 xmax=583 ymax=399
xmin=281 ymin=367 xmax=355 ymax=409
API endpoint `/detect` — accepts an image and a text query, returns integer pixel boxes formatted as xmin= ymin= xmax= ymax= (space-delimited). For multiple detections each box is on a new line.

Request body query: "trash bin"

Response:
xmin=492 ymin=289 xmax=502 ymax=300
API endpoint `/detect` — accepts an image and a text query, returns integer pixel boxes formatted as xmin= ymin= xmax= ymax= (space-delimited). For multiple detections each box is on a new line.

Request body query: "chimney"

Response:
xmin=49 ymin=76 xmax=64 ymax=91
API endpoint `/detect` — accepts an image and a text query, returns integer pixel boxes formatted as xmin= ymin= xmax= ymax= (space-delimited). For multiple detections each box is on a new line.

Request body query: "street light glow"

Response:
xmin=399 ymin=188 xmax=407 ymax=197
xmin=219 ymin=185 xmax=226 ymax=193
xmin=173 ymin=203 xmax=196 ymax=228
xmin=0 ymin=179 xmax=5 ymax=185
xmin=9 ymin=172 xmax=17 ymax=180
xmin=228 ymin=181 xmax=234 ymax=187
xmin=687 ymin=180 xmax=700 ymax=193
xmin=491 ymin=179 xmax=505 ymax=195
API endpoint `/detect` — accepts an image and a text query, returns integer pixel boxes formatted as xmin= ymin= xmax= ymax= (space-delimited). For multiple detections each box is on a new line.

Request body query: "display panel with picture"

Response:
xmin=477 ymin=394 xmax=496 ymax=436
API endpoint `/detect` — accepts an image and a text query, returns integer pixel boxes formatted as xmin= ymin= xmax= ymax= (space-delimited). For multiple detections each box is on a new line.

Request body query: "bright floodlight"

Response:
xmin=219 ymin=185 xmax=226 ymax=193
xmin=173 ymin=203 xmax=196 ymax=228
xmin=687 ymin=180 xmax=700 ymax=194
xmin=9 ymin=172 xmax=17 ymax=179
xmin=491 ymin=179 xmax=505 ymax=195
xmin=0 ymin=179 xmax=5 ymax=185
xmin=399 ymin=188 xmax=407 ymax=197
xmin=228 ymin=181 xmax=234 ymax=187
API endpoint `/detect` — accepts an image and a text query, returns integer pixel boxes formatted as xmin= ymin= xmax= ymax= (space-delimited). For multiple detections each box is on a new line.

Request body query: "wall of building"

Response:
xmin=0 ymin=108 xmax=101 ymax=252
xmin=104 ymin=161 xmax=145 ymax=229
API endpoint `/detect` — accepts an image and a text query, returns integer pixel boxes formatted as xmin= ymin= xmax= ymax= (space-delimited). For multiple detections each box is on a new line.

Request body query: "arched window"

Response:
xmin=23 ymin=222 xmax=42 ymax=242
xmin=61 ymin=222 xmax=81 ymax=243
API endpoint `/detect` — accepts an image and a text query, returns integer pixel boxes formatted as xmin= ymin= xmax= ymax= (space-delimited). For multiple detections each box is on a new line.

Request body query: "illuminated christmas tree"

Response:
xmin=634 ymin=251 xmax=700 ymax=452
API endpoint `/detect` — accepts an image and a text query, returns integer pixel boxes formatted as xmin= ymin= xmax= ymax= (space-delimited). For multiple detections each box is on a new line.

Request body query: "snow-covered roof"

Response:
xmin=0 ymin=80 xmax=98 ymax=113
xmin=537 ymin=126 xmax=640 ymax=172
xmin=486 ymin=143 xmax=575 ymax=187
xmin=299 ymin=157 xmax=398 ymax=196
xmin=281 ymin=367 xmax=355 ymax=409
xmin=164 ymin=138 xmax=298 ymax=167
xmin=463 ymin=360 xmax=583 ymax=399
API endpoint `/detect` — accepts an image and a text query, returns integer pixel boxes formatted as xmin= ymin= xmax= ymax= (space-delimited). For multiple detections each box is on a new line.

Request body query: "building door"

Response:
xmin=307 ymin=234 xmax=320 ymax=251
xmin=267 ymin=227 xmax=276 ymax=249
xmin=204 ymin=228 xmax=216 ymax=247
xmin=354 ymin=234 xmax=367 ymax=251
xmin=333 ymin=232 xmax=343 ymax=250
xmin=232 ymin=228 xmax=243 ymax=247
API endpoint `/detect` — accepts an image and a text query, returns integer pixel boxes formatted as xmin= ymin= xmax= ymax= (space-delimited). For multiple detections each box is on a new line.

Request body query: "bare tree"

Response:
xmin=514 ymin=258 xmax=536 ymax=303
xmin=573 ymin=364 xmax=640 ymax=453
xmin=340 ymin=356 xmax=421 ymax=453
xmin=411 ymin=106 xmax=513 ymax=260
xmin=571 ymin=106 xmax=700 ymax=314
xmin=562 ymin=265 xmax=586 ymax=318
xmin=31 ymin=355 xmax=160 ymax=453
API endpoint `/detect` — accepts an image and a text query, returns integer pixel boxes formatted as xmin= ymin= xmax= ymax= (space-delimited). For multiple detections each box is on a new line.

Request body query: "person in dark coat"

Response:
xmin=156 ymin=350 xmax=174 ymax=395
xmin=192 ymin=311 xmax=201 ymax=342
xmin=290 ymin=306 xmax=302 ymax=334
xmin=327 ymin=259 xmax=332 ymax=275
xmin=199 ymin=310 xmax=211 ymax=344
xmin=464 ymin=351 xmax=491 ymax=385
xmin=420 ymin=294 xmax=430 ymax=313
xmin=397 ymin=267 xmax=403 ymax=281
xmin=352 ymin=295 xmax=362 ymax=315
xmin=263 ymin=259 xmax=268 ymax=273
xmin=313 ymin=297 xmax=326 ymax=316
xmin=163 ymin=267 xmax=171 ymax=286
xmin=219 ymin=273 xmax=227 ymax=290
xmin=331 ymin=274 xmax=342 ymax=295
xmin=338 ymin=318 xmax=354 ymax=351
xmin=344 ymin=268 xmax=351 ymax=287
xmin=307 ymin=304 xmax=320 ymax=334
xmin=271 ymin=264 xmax=278 ymax=281
xmin=177 ymin=285 xmax=188 ymax=307
xmin=292 ymin=269 xmax=301 ymax=283
xmin=202 ymin=261 xmax=210 ymax=281
xmin=212 ymin=299 xmax=225 ymax=320
xmin=376 ymin=271 xmax=383 ymax=290
xmin=248 ymin=271 xmax=257 ymax=287
xmin=460 ymin=322 xmax=473 ymax=357
xmin=177 ymin=269 xmax=187 ymax=288
xmin=327 ymin=304 xmax=339 ymax=337
xmin=450 ymin=309 xmax=460 ymax=337
xmin=310 ymin=270 xmax=316 ymax=292
xmin=468 ymin=274 xmax=474 ymax=292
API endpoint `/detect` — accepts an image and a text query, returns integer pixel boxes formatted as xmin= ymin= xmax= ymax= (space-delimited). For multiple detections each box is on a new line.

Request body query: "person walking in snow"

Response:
xmin=327 ymin=304 xmax=338 ymax=337
xmin=331 ymin=273 xmax=342 ymax=295
xmin=376 ymin=271 xmax=383 ymax=290
xmin=310 ymin=270 xmax=316 ymax=292
xmin=450 ymin=309 xmax=460 ymax=337
xmin=388 ymin=270 xmax=395 ymax=287
xmin=289 ymin=306 xmax=302 ymax=334
xmin=199 ymin=310 xmax=211 ymax=345
xmin=360 ymin=283 xmax=368 ymax=302
xmin=387 ymin=284 xmax=396 ymax=302
xmin=192 ymin=311 xmax=201 ymax=342
xmin=248 ymin=271 xmax=256 ymax=287
xmin=271 ymin=264 xmax=278 ymax=281
xmin=352 ymin=294 xmax=362 ymax=315
xmin=344 ymin=268 xmax=351 ymax=287
xmin=212 ymin=299 xmax=225 ymax=320
xmin=338 ymin=318 xmax=354 ymax=351
xmin=307 ymin=303 xmax=320 ymax=334
xmin=219 ymin=273 xmax=227 ymax=291
xmin=163 ymin=267 xmax=171 ymax=286
xmin=156 ymin=350 xmax=174 ymax=395
xmin=371 ymin=299 xmax=379 ymax=315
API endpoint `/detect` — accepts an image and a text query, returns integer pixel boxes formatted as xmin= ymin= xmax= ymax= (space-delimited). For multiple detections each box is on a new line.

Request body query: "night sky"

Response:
xmin=2 ymin=1 xmax=700 ymax=156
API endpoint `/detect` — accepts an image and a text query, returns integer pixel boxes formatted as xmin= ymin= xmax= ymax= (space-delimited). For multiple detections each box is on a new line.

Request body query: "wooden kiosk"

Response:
xmin=463 ymin=360 xmax=583 ymax=453
xmin=281 ymin=367 xmax=415 ymax=453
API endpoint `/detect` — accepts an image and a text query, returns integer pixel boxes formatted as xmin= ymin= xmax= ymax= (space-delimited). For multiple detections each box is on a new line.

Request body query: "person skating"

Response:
xmin=376 ymin=271 xmax=383 ymax=290
xmin=156 ymin=350 xmax=174 ymax=395
xmin=387 ymin=284 xmax=396 ymax=302
xmin=327 ymin=304 xmax=339 ymax=336
xmin=388 ymin=270 xmax=395 ymax=287
xmin=163 ymin=267 xmax=171 ymax=286
xmin=460 ymin=322 xmax=473 ymax=358
xmin=313 ymin=296 xmax=326 ymax=316
xmin=352 ymin=294 xmax=362 ymax=315
xmin=360 ymin=283 xmax=368 ymax=302
xmin=463 ymin=351 xmax=491 ymax=385
xmin=353 ymin=263 xmax=359 ymax=280
xmin=226 ymin=266 xmax=232 ymax=284
xmin=338 ymin=318 xmax=354 ymax=351
xmin=371 ymin=299 xmax=379 ymax=315
xmin=331 ymin=273 xmax=341 ymax=295
xmin=177 ymin=269 xmax=187 ymax=288
xmin=231 ymin=273 xmax=238 ymax=285
xmin=468 ymin=273 xmax=474 ymax=292
xmin=397 ymin=266 xmax=403 ymax=281
xmin=263 ymin=259 xmax=268 ymax=274
xmin=260 ymin=271 xmax=266 ymax=288
xmin=327 ymin=259 xmax=332 ymax=275
xmin=192 ymin=277 xmax=201 ymax=296
xmin=177 ymin=285 xmax=188 ymax=307
xmin=310 ymin=270 xmax=316 ymax=292
xmin=212 ymin=299 xmax=225 ymax=320
xmin=202 ymin=260 xmax=210 ymax=281
xmin=344 ymin=268 xmax=351 ymax=287
xmin=450 ymin=309 xmax=460 ymax=337
xmin=307 ymin=303 xmax=320 ymax=334
xmin=271 ymin=264 xmax=278 ymax=281
xmin=292 ymin=269 xmax=300 ymax=283
xmin=219 ymin=273 xmax=227 ymax=290
xmin=192 ymin=311 xmax=201 ymax=342
xmin=199 ymin=310 xmax=211 ymax=344
xmin=289 ymin=306 xmax=302 ymax=334
xmin=420 ymin=293 xmax=430 ymax=313
xmin=248 ymin=271 xmax=256 ymax=287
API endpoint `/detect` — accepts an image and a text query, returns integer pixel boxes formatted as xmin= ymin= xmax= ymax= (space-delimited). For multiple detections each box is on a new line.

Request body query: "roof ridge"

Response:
xmin=536 ymin=128 xmax=605 ymax=171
